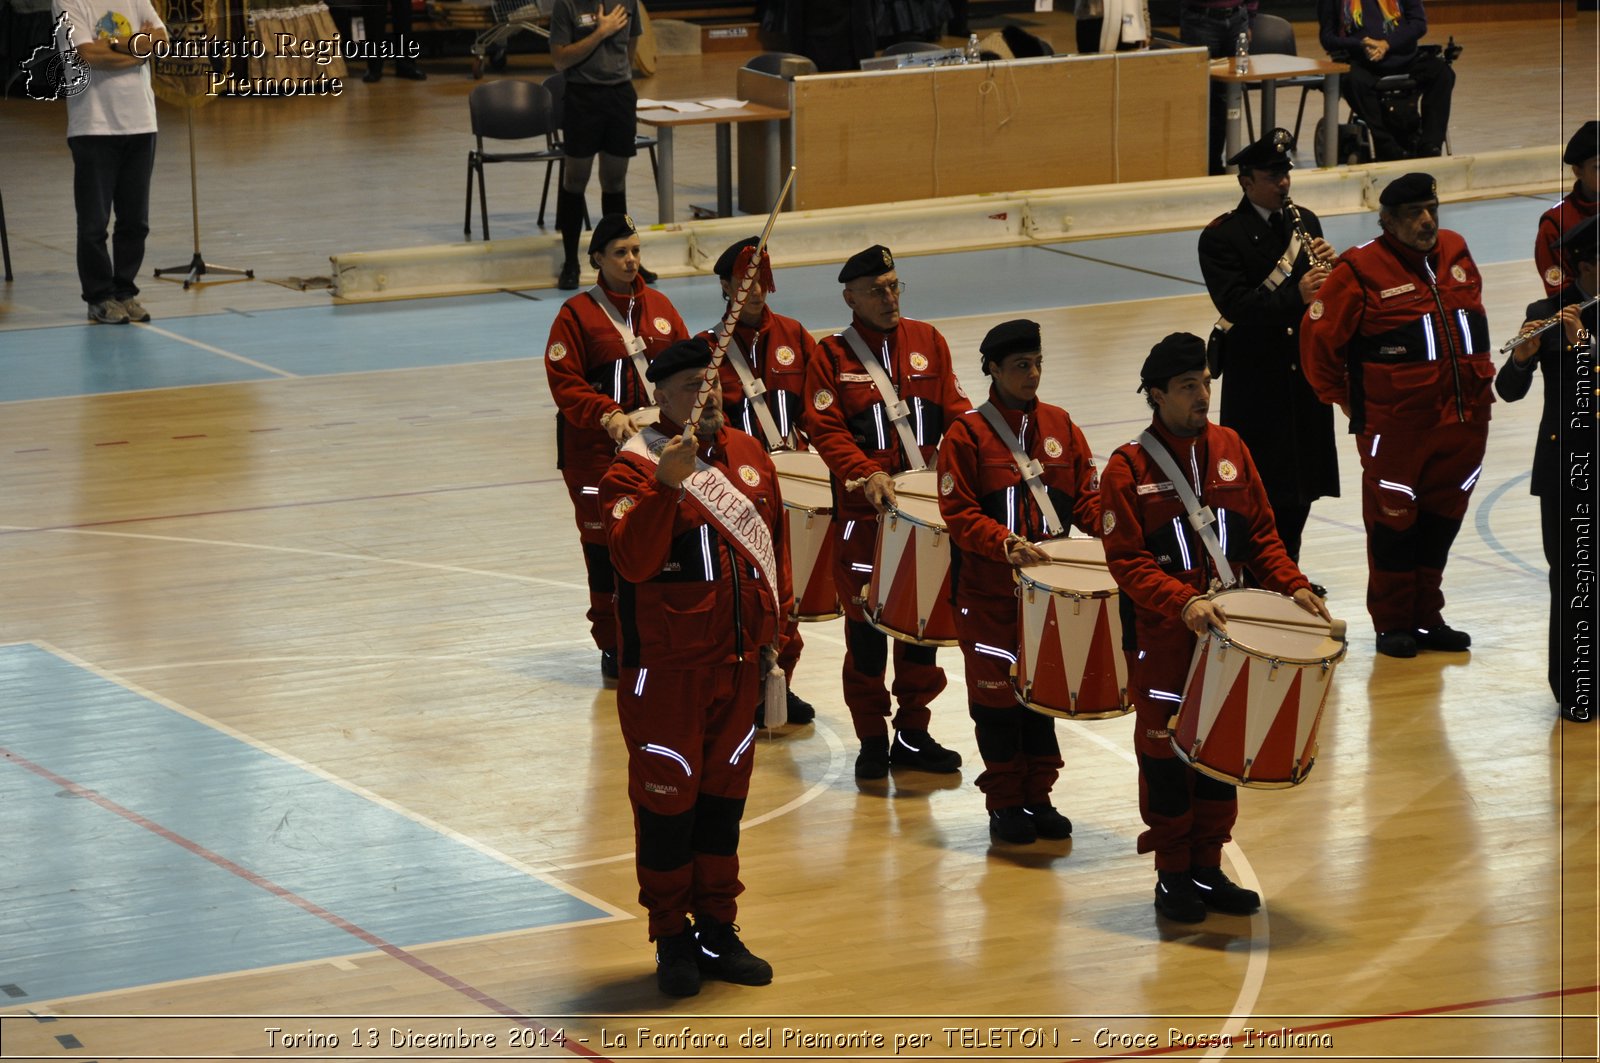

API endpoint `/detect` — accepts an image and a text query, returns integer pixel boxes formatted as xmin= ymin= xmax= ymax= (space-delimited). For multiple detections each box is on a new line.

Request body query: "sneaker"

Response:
xmin=654 ymin=928 xmax=701 ymax=997
xmin=855 ymin=735 xmax=890 ymax=779
xmin=397 ymin=66 xmax=428 ymax=81
xmin=693 ymin=916 xmax=772 ymax=985
xmin=1190 ymin=866 xmax=1260 ymax=914
xmin=1375 ymin=630 xmax=1418 ymax=658
xmin=558 ymin=262 xmax=580 ymax=291
xmin=638 ymin=263 xmax=659 ymax=285
xmin=1414 ymin=623 xmax=1471 ymax=652
xmin=600 ymin=649 xmax=618 ymax=686
xmin=1024 ymin=803 xmax=1073 ymax=839
xmin=118 ymin=297 xmax=150 ymax=322
xmin=87 ymin=300 xmax=129 ymax=324
xmin=1153 ymin=871 xmax=1206 ymax=924
xmin=785 ymin=689 xmax=815 ymax=725
xmin=889 ymin=728 xmax=962 ymax=773
xmin=988 ymin=806 xmax=1036 ymax=844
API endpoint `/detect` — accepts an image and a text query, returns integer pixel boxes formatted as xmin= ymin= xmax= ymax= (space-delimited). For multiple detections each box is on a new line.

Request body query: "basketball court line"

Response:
xmin=132 ymin=322 xmax=300 ymax=378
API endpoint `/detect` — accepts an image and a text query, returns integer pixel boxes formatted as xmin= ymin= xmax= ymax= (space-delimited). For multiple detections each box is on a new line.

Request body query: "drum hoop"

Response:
xmin=1171 ymin=738 xmax=1312 ymax=790
xmin=883 ymin=501 xmax=945 ymax=530
xmin=1206 ymin=635 xmax=1348 ymax=668
xmin=1018 ymin=562 xmax=1117 ymax=598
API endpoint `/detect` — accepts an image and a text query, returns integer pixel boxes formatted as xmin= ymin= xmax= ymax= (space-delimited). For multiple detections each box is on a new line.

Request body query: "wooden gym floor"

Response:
xmin=0 ymin=10 xmax=1596 ymax=1063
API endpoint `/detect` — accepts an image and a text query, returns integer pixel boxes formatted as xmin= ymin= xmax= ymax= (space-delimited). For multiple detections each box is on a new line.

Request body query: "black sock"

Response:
xmin=556 ymin=189 xmax=585 ymax=269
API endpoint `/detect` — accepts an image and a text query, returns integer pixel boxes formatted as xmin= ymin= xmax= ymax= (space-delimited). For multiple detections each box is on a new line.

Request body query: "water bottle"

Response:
xmin=1234 ymin=31 xmax=1249 ymax=74
xmin=965 ymin=33 xmax=981 ymax=63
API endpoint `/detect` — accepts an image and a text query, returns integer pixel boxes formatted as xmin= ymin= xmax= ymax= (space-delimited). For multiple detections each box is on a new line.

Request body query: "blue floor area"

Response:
xmin=0 ymin=196 xmax=1548 ymax=404
xmin=0 ymin=644 xmax=611 ymax=1003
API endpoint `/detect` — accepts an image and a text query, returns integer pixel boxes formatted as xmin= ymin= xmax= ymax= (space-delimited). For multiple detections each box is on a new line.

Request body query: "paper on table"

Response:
xmin=636 ymin=97 xmax=666 ymax=109
xmin=662 ymin=100 xmax=710 ymax=113
xmin=698 ymin=97 xmax=746 ymax=110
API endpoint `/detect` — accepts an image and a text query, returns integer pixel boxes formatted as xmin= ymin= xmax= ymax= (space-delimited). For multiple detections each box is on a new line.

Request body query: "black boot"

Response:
xmin=556 ymin=189 xmax=585 ymax=290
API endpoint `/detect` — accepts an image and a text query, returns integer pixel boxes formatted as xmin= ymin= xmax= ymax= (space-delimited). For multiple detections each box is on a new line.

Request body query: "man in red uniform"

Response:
xmin=1101 ymin=333 xmax=1327 ymax=923
xmin=544 ymin=214 xmax=688 ymax=683
xmin=697 ymin=236 xmax=823 ymax=724
xmin=599 ymin=336 xmax=789 ymax=997
xmin=1300 ymin=173 xmax=1494 ymax=658
xmin=1534 ymin=122 xmax=1597 ymax=296
xmin=936 ymin=319 xmax=1101 ymax=844
xmin=807 ymin=245 xmax=973 ymax=779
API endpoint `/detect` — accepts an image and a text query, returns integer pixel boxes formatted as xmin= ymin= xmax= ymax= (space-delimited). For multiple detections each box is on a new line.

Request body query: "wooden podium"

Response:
xmin=737 ymin=48 xmax=1211 ymax=214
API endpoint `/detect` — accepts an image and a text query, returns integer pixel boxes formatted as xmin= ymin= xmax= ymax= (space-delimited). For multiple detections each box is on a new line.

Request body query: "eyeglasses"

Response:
xmin=851 ymin=281 xmax=906 ymax=299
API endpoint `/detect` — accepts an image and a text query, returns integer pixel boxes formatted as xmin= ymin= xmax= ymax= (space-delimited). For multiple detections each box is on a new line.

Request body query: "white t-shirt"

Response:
xmin=51 ymin=0 xmax=164 ymax=138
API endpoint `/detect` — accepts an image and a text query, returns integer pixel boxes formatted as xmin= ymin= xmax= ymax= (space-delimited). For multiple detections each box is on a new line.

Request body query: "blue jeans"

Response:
xmin=69 ymin=132 xmax=156 ymax=304
xmin=1179 ymin=4 xmax=1249 ymax=174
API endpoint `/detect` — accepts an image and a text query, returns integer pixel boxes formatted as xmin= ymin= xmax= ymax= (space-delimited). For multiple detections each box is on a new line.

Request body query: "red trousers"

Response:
xmin=956 ymin=592 xmax=1061 ymax=808
xmin=831 ymin=515 xmax=946 ymax=740
xmin=562 ymin=469 xmax=616 ymax=652
xmin=617 ymin=661 xmax=759 ymax=940
xmin=1355 ymin=422 xmax=1488 ymax=632
xmin=1129 ymin=624 xmax=1236 ymax=872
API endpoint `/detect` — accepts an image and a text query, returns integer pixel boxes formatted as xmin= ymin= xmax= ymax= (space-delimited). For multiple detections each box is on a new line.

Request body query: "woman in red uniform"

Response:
xmin=544 ymin=214 xmax=687 ymax=683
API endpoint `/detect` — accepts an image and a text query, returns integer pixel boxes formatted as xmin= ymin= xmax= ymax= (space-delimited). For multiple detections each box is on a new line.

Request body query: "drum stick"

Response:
xmin=688 ymin=166 xmax=798 ymax=432
xmin=1221 ymin=611 xmax=1338 ymax=634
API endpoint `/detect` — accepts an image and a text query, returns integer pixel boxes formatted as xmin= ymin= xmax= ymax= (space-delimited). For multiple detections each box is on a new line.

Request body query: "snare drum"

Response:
xmin=864 ymin=469 xmax=957 ymax=646
xmin=771 ymin=450 xmax=842 ymax=622
xmin=1013 ymin=538 xmax=1131 ymax=720
xmin=1170 ymin=588 xmax=1347 ymax=789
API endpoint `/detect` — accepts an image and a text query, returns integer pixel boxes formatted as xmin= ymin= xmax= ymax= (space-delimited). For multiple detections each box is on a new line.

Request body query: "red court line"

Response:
xmin=0 ymin=477 xmax=564 ymax=536
xmin=1 ymin=744 xmax=608 ymax=1061
xmin=1057 ymin=985 xmax=1600 ymax=1061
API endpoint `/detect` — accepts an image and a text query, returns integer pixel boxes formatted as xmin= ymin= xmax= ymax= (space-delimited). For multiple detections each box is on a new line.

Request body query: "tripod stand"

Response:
xmin=154 ymin=106 xmax=252 ymax=289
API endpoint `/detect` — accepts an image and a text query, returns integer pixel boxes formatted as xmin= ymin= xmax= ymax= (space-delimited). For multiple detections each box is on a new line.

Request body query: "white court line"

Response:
xmin=134 ymin=322 xmax=300 ymax=378
xmin=0 ymin=525 xmax=590 ymax=593
xmin=14 ymin=639 xmax=634 ymax=926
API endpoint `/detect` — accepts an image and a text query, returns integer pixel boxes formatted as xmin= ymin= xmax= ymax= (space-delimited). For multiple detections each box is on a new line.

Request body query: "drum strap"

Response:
xmin=1136 ymin=430 xmax=1237 ymax=590
xmin=977 ymin=402 xmax=1065 ymax=537
xmin=717 ymin=328 xmax=787 ymax=449
xmin=841 ymin=327 xmax=928 ymax=472
xmin=587 ymin=285 xmax=655 ymax=406
xmin=1210 ymin=230 xmax=1302 ymax=337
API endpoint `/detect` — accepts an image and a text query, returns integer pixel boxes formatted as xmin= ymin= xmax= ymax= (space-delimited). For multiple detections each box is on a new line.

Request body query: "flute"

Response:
xmin=1499 ymin=295 xmax=1598 ymax=355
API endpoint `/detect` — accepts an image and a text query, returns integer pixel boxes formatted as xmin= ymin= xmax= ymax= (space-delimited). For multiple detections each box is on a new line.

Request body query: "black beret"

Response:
xmin=1228 ymin=128 xmax=1295 ymax=171
xmin=1560 ymin=214 xmax=1599 ymax=265
xmin=979 ymin=318 xmax=1041 ymax=373
xmin=713 ymin=236 xmax=761 ymax=279
xmin=1564 ymin=121 xmax=1598 ymax=165
xmin=1378 ymin=172 xmax=1438 ymax=208
xmin=645 ymin=337 xmax=714 ymax=383
xmin=1137 ymin=333 xmax=1208 ymax=392
xmin=588 ymin=212 xmax=637 ymax=256
xmin=838 ymin=244 xmax=895 ymax=283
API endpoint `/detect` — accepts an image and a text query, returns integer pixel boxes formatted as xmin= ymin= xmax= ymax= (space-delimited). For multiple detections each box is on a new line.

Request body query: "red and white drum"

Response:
xmin=1013 ymin=537 xmax=1131 ymax=720
xmin=864 ymin=469 xmax=957 ymax=646
xmin=771 ymin=450 xmax=841 ymax=622
xmin=1170 ymin=588 xmax=1347 ymax=789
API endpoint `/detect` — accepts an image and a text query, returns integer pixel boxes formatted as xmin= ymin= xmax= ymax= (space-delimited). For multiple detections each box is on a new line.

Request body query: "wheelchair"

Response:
xmin=1315 ymin=37 xmax=1463 ymax=167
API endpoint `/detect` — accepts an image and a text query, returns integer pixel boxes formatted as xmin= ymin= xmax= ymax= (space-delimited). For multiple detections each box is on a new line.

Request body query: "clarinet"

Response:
xmin=1284 ymin=196 xmax=1335 ymax=271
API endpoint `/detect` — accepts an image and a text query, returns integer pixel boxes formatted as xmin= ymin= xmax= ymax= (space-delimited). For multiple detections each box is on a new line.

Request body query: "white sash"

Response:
xmin=841 ymin=326 xmax=928 ymax=472
xmin=623 ymin=428 xmax=782 ymax=615
xmin=588 ymin=285 xmax=654 ymax=405
xmin=1212 ymin=230 xmax=1304 ymax=336
xmin=719 ymin=329 xmax=787 ymax=449
xmin=977 ymin=402 xmax=1066 ymax=538
xmin=1137 ymin=430 xmax=1236 ymax=589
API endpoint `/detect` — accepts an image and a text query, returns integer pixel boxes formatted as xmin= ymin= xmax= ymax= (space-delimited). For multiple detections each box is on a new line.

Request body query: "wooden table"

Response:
xmin=1209 ymin=54 xmax=1349 ymax=168
xmin=635 ymin=100 xmax=790 ymax=221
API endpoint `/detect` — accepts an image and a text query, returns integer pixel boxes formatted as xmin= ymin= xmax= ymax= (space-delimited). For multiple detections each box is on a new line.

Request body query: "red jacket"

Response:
xmin=600 ymin=420 xmax=792 ymax=668
xmin=1535 ymin=183 xmax=1596 ymax=295
xmin=937 ymin=394 xmax=1102 ymax=605
xmin=1300 ymin=230 xmax=1493 ymax=435
xmin=544 ymin=278 xmax=688 ymax=477
xmin=695 ymin=307 xmax=821 ymax=450
xmin=806 ymin=315 xmax=972 ymax=518
xmin=1101 ymin=418 xmax=1308 ymax=638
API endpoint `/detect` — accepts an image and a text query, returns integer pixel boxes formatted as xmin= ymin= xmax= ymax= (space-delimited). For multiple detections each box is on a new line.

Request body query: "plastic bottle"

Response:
xmin=1234 ymin=31 xmax=1250 ymax=74
xmin=965 ymin=33 xmax=981 ymax=63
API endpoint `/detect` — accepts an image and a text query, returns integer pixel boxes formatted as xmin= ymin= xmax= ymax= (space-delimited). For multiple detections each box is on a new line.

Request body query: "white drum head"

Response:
xmin=1211 ymin=588 xmax=1342 ymax=663
xmin=1024 ymin=537 xmax=1119 ymax=596
xmin=771 ymin=450 xmax=833 ymax=510
xmin=890 ymin=470 xmax=944 ymax=526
